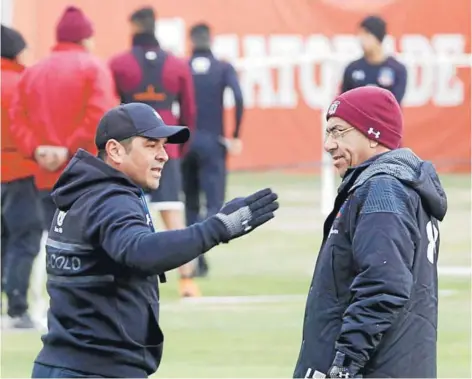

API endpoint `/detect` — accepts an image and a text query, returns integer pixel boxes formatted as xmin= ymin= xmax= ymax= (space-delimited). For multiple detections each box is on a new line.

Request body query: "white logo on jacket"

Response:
xmin=54 ymin=211 xmax=68 ymax=233
xmin=352 ymin=69 xmax=365 ymax=81
xmin=146 ymin=214 xmax=153 ymax=227
xmin=191 ymin=57 xmax=211 ymax=74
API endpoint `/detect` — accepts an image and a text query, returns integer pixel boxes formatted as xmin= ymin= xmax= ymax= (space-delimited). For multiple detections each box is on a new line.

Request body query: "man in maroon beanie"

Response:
xmin=9 ymin=4 xmax=116 ymax=270
xmin=293 ymin=86 xmax=447 ymax=378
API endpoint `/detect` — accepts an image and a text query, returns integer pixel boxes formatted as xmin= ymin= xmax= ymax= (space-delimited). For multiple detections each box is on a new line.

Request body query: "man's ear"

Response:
xmin=369 ymin=139 xmax=379 ymax=148
xmin=105 ymin=139 xmax=125 ymax=164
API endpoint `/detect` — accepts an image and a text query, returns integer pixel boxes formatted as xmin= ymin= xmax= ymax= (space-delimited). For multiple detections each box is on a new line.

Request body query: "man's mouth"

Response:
xmin=151 ymin=167 xmax=162 ymax=177
xmin=332 ymin=155 xmax=344 ymax=166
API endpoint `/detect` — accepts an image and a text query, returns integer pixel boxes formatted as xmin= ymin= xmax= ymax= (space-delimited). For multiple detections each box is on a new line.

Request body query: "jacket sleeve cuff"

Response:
xmin=332 ymin=350 xmax=364 ymax=375
xmin=28 ymin=145 xmax=38 ymax=160
xmin=204 ymin=215 xmax=231 ymax=243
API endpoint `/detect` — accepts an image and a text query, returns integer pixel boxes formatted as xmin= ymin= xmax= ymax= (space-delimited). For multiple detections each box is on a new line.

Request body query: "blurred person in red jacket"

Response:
xmin=10 ymin=6 xmax=116 ymax=233
xmin=1 ymin=25 xmax=43 ymax=329
xmin=109 ymin=7 xmax=199 ymax=298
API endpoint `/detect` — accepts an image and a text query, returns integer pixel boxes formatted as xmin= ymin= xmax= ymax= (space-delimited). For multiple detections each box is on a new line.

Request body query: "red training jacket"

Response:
xmin=109 ymin=42 xmax=195 ymax=159
xmin=9 ymin=42 xmax=117 ymax=190
xmin=1 ymin=58 xmax=38 ymax=183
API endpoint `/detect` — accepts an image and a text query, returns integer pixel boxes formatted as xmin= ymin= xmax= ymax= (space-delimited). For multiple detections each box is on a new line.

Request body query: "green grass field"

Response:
xmin=1 ymin=172 xmax=470 ymax=378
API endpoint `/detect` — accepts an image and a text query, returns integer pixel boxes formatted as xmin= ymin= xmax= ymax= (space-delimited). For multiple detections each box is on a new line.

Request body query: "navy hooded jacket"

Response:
xmin=190 ymin=49 xmax=244 ymax=139
xmin=35 ymin=149 xmax=228 ymax=378
xmin=293 ymin=148 xmax=447 ymax=378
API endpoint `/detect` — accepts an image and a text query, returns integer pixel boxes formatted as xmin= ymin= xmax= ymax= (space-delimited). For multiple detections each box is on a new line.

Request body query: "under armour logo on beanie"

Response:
xmin=326 ymin=87 xmax=403 ymax=150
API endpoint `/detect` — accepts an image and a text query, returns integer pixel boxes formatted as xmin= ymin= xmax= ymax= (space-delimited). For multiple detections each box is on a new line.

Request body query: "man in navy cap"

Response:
xmin=340 ymin=15 xmax=408 ymax=105
xmin=31 ymin=103 xmax=279 ymax=378
xmin=293 ymin=87 xmax=446 ymax=378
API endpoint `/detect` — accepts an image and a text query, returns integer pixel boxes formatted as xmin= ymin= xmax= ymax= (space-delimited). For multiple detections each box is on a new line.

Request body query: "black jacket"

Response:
xmin=190 ymin=49 xmax=244 ymax=139
xmin=293 ymin=148 xmax=447 ymax=378
xmin=35 ymin=149 xmax=228 ymax=378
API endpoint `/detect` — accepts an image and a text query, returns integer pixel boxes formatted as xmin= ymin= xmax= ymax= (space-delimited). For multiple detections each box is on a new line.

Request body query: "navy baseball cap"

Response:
xmin=95 ymin=103 xmax=190 ymax=150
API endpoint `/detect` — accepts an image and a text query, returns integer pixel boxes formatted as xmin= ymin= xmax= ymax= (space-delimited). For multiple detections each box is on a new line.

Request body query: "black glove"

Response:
xmin=213 ymin=188 xmax=279 ymax=242
xmin=327 ymin=352 xmax=363 ymax=378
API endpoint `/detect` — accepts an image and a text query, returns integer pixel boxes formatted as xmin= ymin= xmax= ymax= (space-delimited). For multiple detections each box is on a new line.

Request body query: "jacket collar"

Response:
xmin=132 ymin=33 xmax=159 ymax=48
xmin=338 ymin=152 xmax=388 ymax=194
xmin=0 ymin=57 xmax=25 ymax=73
xmin=52 ymin=42 xmax=87 ymax=53
xmin=192 ymin=48 xmax=213 ymax=57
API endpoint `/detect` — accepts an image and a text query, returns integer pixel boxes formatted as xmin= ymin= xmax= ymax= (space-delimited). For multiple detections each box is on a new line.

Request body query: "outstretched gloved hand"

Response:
xmin=213 ymin=188 xmax=279 ymax=242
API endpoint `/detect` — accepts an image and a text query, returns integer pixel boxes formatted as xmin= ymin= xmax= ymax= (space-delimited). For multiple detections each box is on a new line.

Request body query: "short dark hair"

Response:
xmin=190 ymin=22 xmax=211 ymax=49
xmin=98 ymin=137 xmax=135 ymax=160
xmin=359 ymin=15 xmax=386 ymax=43
xmin=190 ymin=22 xmax=211 ymax=39
xmin=129 ymin=7 xmax=156 ymax=34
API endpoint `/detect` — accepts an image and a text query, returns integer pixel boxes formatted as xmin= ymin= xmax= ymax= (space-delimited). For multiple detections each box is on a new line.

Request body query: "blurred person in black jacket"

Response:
xmin=183 ymin=23 xmax=244 ymax=277
xmin=340 ymin=15 xmax=408 ymax=105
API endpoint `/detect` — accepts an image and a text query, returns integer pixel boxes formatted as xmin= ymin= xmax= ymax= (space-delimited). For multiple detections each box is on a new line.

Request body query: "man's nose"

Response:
xmin=157 ymin=147 xmax=169 ymax=163
xmin=324 ymin=135 xmax=337 ymax=153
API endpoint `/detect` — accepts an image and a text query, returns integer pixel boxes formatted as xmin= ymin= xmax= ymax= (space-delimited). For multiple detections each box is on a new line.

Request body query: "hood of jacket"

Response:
xmin=343 ymin=148 xmax=447 ymax=221
xmin=51 ymin=149 xmax=142 ymax=211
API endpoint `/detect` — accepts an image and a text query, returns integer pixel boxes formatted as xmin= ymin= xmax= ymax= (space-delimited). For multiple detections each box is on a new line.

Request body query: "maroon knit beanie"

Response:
xmin=56 ymin=6 xmax=94 ymax=43
xmin=326 ymin=86 xmax=403 ymax=150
